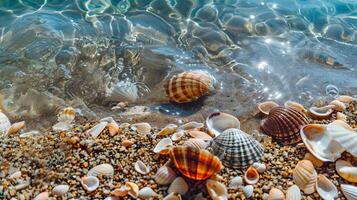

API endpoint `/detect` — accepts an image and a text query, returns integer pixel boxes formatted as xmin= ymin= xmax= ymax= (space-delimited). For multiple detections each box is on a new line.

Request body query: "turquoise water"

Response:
xmin=0 ymin=0 xmax=356 ymax=120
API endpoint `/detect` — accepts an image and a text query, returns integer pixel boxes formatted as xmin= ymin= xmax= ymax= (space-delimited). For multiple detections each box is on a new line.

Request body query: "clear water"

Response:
xmin=0 ymin=0 xmax=356 ymax=123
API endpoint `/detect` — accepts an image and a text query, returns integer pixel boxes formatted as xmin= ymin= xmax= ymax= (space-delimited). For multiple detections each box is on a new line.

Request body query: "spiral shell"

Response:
xmin=261 ymin=106 xmax=309 ymax=145
xmin=209 ymin=128 xmax=264 ymax=169
xmin=165 ymin=71 xmax=213 ymax=103
xmin=169 ymin=146 xmax=222 ymax=180
xmin=293 ymin=160 xmax=317 ymax=194
xmin=154 ymin=166 xmax=177 ymax=185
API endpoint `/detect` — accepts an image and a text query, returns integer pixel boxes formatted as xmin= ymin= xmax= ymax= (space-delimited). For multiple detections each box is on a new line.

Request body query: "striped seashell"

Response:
xmin=341 ymin=184 xmax=357 ymax=200
xmin=154 ymin=166 xmax=177 ymax=185
xmin=88 ymin=164 xmax=114 ymax=177
xmin=268 ymin=188 xmax=285 ymax=200
xmin=58 ymin=107 xmax=75 ymax=123
xmin=169 ymin=146 xmax=222 ymax=180
xmin=165 ymin=71 xmax=213 ymax=103
xmin=293 ymin=160 xmax=317 ymax=194
xmin=138 ymin=187 xmax=158 ymax=199
xmin=286 ymin=185 xmax=301 ymax=200
xmin=261 ymin=106 xmax=309 ymax=145
xmin=183 ymin=138 xmax=208 ymax=150
xmin=208 ymin=128 xmax=264 ymax=169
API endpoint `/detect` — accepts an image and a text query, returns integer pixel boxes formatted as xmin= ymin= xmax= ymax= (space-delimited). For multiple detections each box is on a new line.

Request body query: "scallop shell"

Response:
xmin=52 ymin=184 xmax=69 ymax=196
xmin=34 ymin=192 xmax=49 ymax=200
xmin=252 ymin=162 xmax=267 ymax=173
xmin=244 ymin=167 xmax=259 ymax=185
xmin=341 ymin=184 xmax=357 ymax=200
xmin=134 ymin=160 xmax=150 ymax=175
xmin=316 ymin=174 xmax=338 ymax=200
xmin=268 ymin=188 xmax=285 ymax=200
xmin=125 ymin=182 xmax=139 ymax=198
xmin=208 ymin=128 xmax=264 ymax=169
xmin=188 ymin=130 xmax=212 ymax=140
xmin=337 ymin=95 xmax=353 ymax=103
xmin=164 ymin=192 xmax=182 ymax=200
xmin=110 ymin=186 xmax=127 ymax=197
xmin=206 ymin=112 xmax=240 ymax=137
xmin=303 ymin=153 xmax=324 ymax=168
xmin=171 ymin=130 xmax=185 ymax=141
xmin=257 ymin=101 xmax=279 ymax=115
xmin=326 ymin=123 xmax=357 ymax=157
xmin=178 ymin=121 xmax=204 ymax=131
xmin=242 ymin=185 xmax=254 ymax=198
xmin=229 ymin=176 xmax=243 ymax=188
xmin=131 ymin=122 xmax=151 ymax=135
xmin=165 ymin=71 xmax=213 ymax=103
xmin=206 ymin=179 xmax=228 ymax=200
xmin=169 ymin=146 xmax=223 ymax=180
xmin=6 ymin=121 xmax=25 ymax=135
xmin=88 ymin=164 xmax=114 ymax=177
xmin=329 ymin=100 xmax=346 ymax=111
xmin=86 ymin=121 xmax=108 ymax=138
xmin=153 ymin=138 xmax=173 ymax=154
xmin=81 ymin=176 xmax=99 ymax=192
xmin=284 ymin=101 xmax=306 ymax=113
xmin=154 ymin=166 xmax=177 ymax=185
xmin=0 ymin=111 xmax=11 ymax=134
xmin=336 ymin=159 xmax=357 ymax=183
xmin=108 ymin=121 xmax=119 ymax=136
xmin=286 ymin=185 xmax=301 ymax=200
xmin=308 ymin=105 xmax=334 ymax=119
xmin=138 ymin=187 xmax=158 ymax=199
xmin=168 ymin=177 xmax=189 ymax=195
xmin=158 ymin=124 xmax=178 ymax=136
xmin=293 ymin=160 xmax=317 ymax=194
xmin=261 ymin=106 xmax=309 ymax=145
xmin=183 ymin=138 xmax=208 ymax=150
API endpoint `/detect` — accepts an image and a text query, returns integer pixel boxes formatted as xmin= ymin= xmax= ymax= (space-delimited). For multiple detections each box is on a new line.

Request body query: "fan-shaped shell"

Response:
xmin=154 ymin=166 xmax=177 ymax=185
xmin=242 ymin=185 xmax=254 ymax=198
xmin=183 ymin=138 xmax=208 ymax=150
xmin=168 ymin=177 xmax=189 ymax=195
xmin=206 ymin=179 xmax=228 ymax=200
xmin=244 ymin=167 xmax=259 ymax=185
xmin=169 ymin=146 xmax=223 ymax=180
xmin=88 ymin=164 xmax=114 ymax=177
xmin=81 ymin=176 xmax=99 ymax=192
xmin=261 ymin=106 xmax=309 ymax=145
xmin=138 ymin=187 xmax=158 ymax=199
xmin=326 ymin=123 xmax=357 ymax=157
xmin=316 ymin=174 xmax=338 ymax=200
xmin=134 ymin=160 xmax=150 ymax=175
xmin=165 ymin=71 xmax=213 ymax=103
xmin=153 ymin=138 xmax=173 ymax=154
xmin=308 ymin=105 xmax=334 ymax=119
xmin=341 ymin=184 xmax=357 ymax=200
xmin=209 ymin=128 xmax=264 ymax=169
xmin=258 ymin=101 xmax=279 ymax=115
xmin=158 ymin=124 xmax=178 ymax=136
xmin=268 ymin=188 xmax=285 ymax=200
xmin=52 ymin=184 xmax=69 ymax=196
xmin=293 ymin=160 xmax=317 ymax=194
xmin=206 ymin=112 xmax=240 ymax=137
xmin=286 ymin=185 xmax=301 ymax=200
xmin=336 ymin=159 xmax=357 ymax=183
xmin=188 ymin=130 xmax=212 ymax=140
xmin=58 ymin=107 xmax=75 ymax=123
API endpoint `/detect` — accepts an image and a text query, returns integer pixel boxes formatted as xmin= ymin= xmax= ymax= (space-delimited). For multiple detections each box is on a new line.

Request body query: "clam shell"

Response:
xmin=308 ymin=105 xmax=334 ymax=119
xmin=34 ymin=192 xmax=49 ymax=200
xmin=341 ymin=184 xmax=357 ymax=200
xmin=268 ymin=188 xmax=285 ymax=200
xmin=6 ymin=121 xmax=25 ymax=135
xmin=337 ymin=95 xmax=353 ymax=103
xmin=188 ymin=130 xmax=212 ymax=140
xmin=244 ymin=166 xmax=259 ymax=185
xmin=329 ymin=100 xmax=346 ymax=111
xmin=336 ymin=159 xmax=357 ymax=183
xmin=326 ymin=123 xmax=357 ymax=157
xmin=158 ymin=124 xmax=178 ymax=136
xmin=209 ymin=128 xmax=264 ymax=169
xmin=257 ymin=101 xmax=279 ymax=115
xmin=108 ymin=121 xmax=119 ymax=136
xmin=316 ymin=174 xmax=338 ymax=200
xmin=125 ymin=182 xmax=139 ymax=198
xmin=261 ymin=106 xmax=309 ymax=145
xmin=171 ymin=130 xmax=185 ymax=141
xmin=242 ymin=185 xmax=254 ymax=198
xmin=58 ymin=107 xmax=75 ymax=123
xmin=134 ymin=160 xmax=150 ymax=175
xmin=138 ymin=187 xmax=158 ymax=199
xmin=229 ymin=176 xmax=243 ymax=188
xmin=165 ymin=71 xmax=213 ymax=103
xmin=164 ymin=192 xmax=182 ymax=200
xmin=81 ymin=176 xmax=99 ymax=192
xmin=110 ymin=186 xmax=127 ymax=197
xmin=168 ymin=177 xmax=189 ymax=195
xmin=86 ymin=121 xmax=108 ymax=138
xmin=169 ymin=146 xmax=223 ymax=180
xmin=52 ymin=184 xmax=69 ymax=196
xmin=154 ymin=166 xmax=177 ymax=185
xmin=303 ymin=153 xmax=324 ymax=168
xmin=293 ymin=160 xmax=317 ymax=194
xmin=131 ymin=122 xmax=151 ymax=135
xmin=178 ymin=121 xmax=204 ymax=131
xmin=183 ymin=138 xmax=208 ymax=150
xmin=153 ymin=138 xmax=173 ymax=154
xmin=284 ymin=101 xmax=306 ymax=113
xmin=0 ymin=111 xmax=11 ymax=134
xmin=206 ymin=179 xmax=228 ymax=200
xmin=286 ymin=185 xmax=301 ymax=200
xmin=252 ymin=162 xmax=267 ymax=173
xmin=88 ymin=164 xmax=114 ymax=177
xmin=206 ymin=112 xmax=240 ymax=137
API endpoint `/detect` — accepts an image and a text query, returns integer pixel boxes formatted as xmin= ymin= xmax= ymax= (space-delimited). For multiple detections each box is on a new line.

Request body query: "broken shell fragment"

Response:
xmin=6 ymin=121 xmax=25 ymax=135
xmin=206 ymin=112 xmax=240 ymax=137
xmin=257 ymin=101 xmax=279 ymax=116
xmin=125 ymin=182 xmax=139 ymax=198
xmin=286 ymin=185 xmax=301 ymax=200
xmin=34 ymin=191 xmax=49 ymax=200
xmin=153 ymin=138 xmax=173 ymax=154
xmin=316 ymin=174 xmax=338 ymax=200
xmin=206 ymin=179 xmax=228 ymax=200
xmin=341 ymin=184 xmax=357 ymax=200
xmin=88 ymin=164 xmax=114 ymax=177
xmin=138 ymin=187 xmax=158 ymax=199
xmin=81 ymin=176 xmax=99 ymax=192
xmin=308 ymin=105 xmax=334 ymax=119
xmin=86 ymin=121 xmax=108 ymax=138
xmin=168 ymin=177 xmax=189 ymax=195
xmin=244 ymin=166 xmax=259 ymax=185
xmin=154 ymin=166 xmax=177 ymax=185
xmin=268 ymin=188 xmax=285 ymax=200
xmin=188 ymin=130 xmax=212 ymax=140
xmin=110 ymin=186 xmax=127 ymax=197
xmin=242 ymin=185 xmax=254 ymax=198
xmin=293 ymin=160 xmax=317 ymax=194
xmin=52 ymin=185 xmax=70 ymax=196
xmin=171 ymin=130 xmax=185 ymax=141
xmin=108 ymin=121 xmax=120 ymax=136
xmin=131 ymin=122 xmax=151 ymax=135
xmin=158 ymin=124 xmax=178 ymax=136
xmin=329 ymin=100 xmax=346 ymax=111
xmin=134 ymin=160 xmax=150 ymax=175
xmin=336 ymin=159 xmax=357 ymax=183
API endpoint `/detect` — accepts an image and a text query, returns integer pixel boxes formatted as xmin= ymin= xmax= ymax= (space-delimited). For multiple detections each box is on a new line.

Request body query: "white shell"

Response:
xmin=183 ymin=138 xmax=208 ymax=150
xmin=206 ymin=112 xmax=240 ymax=137
xmin=242 ymin=185 xmax=254 ymax=198
xmin=171 ymin=130 xmax=185 ymax=141
xmin=52 ymin=121 xmax=72 ymax=132
xmin=326 ymin=123 xmax=357 ymax=157
xmin=341 ymin=184 xmax=357 ymax=200
xmin=86 ymin=121 xmax=108 ymax=138
xmin=308 ymin=105 xmax=334 ymax=119
xmin=188 ymin=130 xmax=212 ymax=140
xmin=81 ymin=176 xmax=99 ymax=192
xmin=244 ymin=167 xmax=259 ymax=185
xmin=88 ymin=164 xmax=114 ymax=177
xmin=286 ymin=185 xmax=301 ymax=200
xmin=153 ymin=138 xmax=173 ymax=154
xmin=131 ymin=122 xmax=151 ymax=135
xmin=163 ymin=192 xmax=182 ymax=200
xmin=268 ymin=188 xmax=285 ymax=200
xmin=168 ymin=177 xmax=189 ymax=195
xmin=154 ymin=166 xmax=177 ymax=185
xmin=252 ymin=162 xmax=267 ymax=173
xmin=138 ymin=187 xmax=158 ymax=199
xmin=0 ymin=111 xmax=11 ymax=134
xmin=228 ymin=176 xmax=243 ymax=188
xmin=52 ymin=185 xmax=70 ymax=196
xmin=206 ymin=179 xmax=228 ymax=200
xmin=178 ymin=121 xmax=204 ymax=131
xmin=316 ymin=174 xmax=338 ymax=200
xmin=33 ymin=192 xmax=49 ymax=200
xmin=336 ymin=159 xmax=357 ymax=183
xmin=134 ymin=160 xmax=150 ymax=175
xmin=158 ymin=124 xmax=178 ymax=136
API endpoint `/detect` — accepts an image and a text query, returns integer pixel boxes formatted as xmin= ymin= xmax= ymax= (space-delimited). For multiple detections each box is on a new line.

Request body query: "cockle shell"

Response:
xmin=110 ymin=186 xmax=127 ymax=197
xmin=329 ymin=100 xmax=346 ymax=111
xmin=108 ymin=121 xmax=119 ymax=136
xmin=252 ymin=162 xmax=267 ymax=173
xmin=134 ymin=160 xmax=150 ymax=175
xmin=6 ymin=121 xmax=25 ymax=135
xmin=308 ymin=105 xmax=334 ymax=119
xmin=164 ymin=192 xmax=182 ymax=200
xmin=209 ymin=128 xmax=264 ymax=169
xmin=337 ymin=95 xmax=353 ymax=103
xmin=171 ymin=130 xmax=185 ymax=141
xmin=261 ymin=106 xmax=309 ymax=145
xmin=257 ymin=101 xmax=279 ymax=116
xmin=326 ymin=123 xmax=357 ymax=157
xmin=58 ymin=107 xmax=75 ymax=123
xmin=188 ymin=130 xmax=212 ymax=140
xmin=336 ymin=159 xmax=357 ymax=183
xmin=125 ymin=182 xmax=139 ymax=198
xmin=81 ymin=176 xmax=99 ymax=192
xmin=154 ymin=166 xmax=177 ymax=185
xmin=153 ymin=138 xmax=173 ymax=154
xmin=303 ymin=153 xmax=324 ymax=168
xmin=88 ymin=164 xmax=114 ymax=177
xmin=165 ymin=71 xmax=213 ymax=103
xmin=286 ymin=185 xmax=301 ymax=200
xmin=316 ymin=174 xmax=338 ymax=200
xmin=244 ymin=167 xmax=259 ymax=185
xmin=183 ymin=138 xmax=208 ymax=150
xmin=138 ymin=187 xmax=158 ymax=199
xmin=158 ymin=124 xmax=178 ymax=136
xmin=34 ymin=192 xmax=49 ymax=200
xmin=206 ymin=112 xmax=240 ymax=137
xmin=52 ymin=185 xmax=70 ymax=196
xmin=242 ymin=185 xmax=254 ymax=198
xmin=168 ymin=177 xmax=189 ymax=195
xmin=169 ymin=146 xmax=223 ymax=180
xmin=293 ymin=160 xmax=317 ymax=194
xmin=229 ymin=176 xmax=243 ymax=188
xmin=206 ymin=179 xmax=228 ymax=200
xmin=86 ymin=121 xmax=108 ymax=138
xmin=131 ymin=122 xmax=151 ymax=135
xmin=0 ymin=111 xmax=11 ymax=134
xmin=341 ymin=184 xmax=357 ymax=200
xmin=178 ymin=121 xmax=204 ymax=131
xmin=268 ymin=188 xmax=285 ymax=200
xmin=284 ymin=101 xmax=306 ymax=113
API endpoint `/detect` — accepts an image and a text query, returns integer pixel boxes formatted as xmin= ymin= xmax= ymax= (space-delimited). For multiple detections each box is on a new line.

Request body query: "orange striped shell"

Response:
xmin=165 ymin=72 xmax=213 ymax=103
xmin=169 ymin=146 xmax=223 ymax=180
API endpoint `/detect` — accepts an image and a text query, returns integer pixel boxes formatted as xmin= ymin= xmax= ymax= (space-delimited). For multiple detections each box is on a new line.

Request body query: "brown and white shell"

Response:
xmin=293 ymin=160 xmax=317 ymax=194
xmin=257 ymin=101 xmax=279 ymax=116
xmin=165 ymin=71 xmax=213 ymax=103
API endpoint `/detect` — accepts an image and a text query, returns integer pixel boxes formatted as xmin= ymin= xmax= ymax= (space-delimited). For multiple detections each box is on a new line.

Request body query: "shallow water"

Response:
xmin=0 ymin=0 xmax=356 ymax=125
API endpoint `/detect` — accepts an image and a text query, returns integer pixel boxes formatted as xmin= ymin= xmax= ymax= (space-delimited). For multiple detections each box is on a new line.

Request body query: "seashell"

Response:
xmin=34 ymin=192 xmax=49 ymax=200
xmin=331 ymin=119 xmax=354 ymax=131
xmin=210 ymin=174 xmax=224 ymax=182
xmin=316 ymin=174 xmax=338 ymax=200
xmin=209 ymin=128 xmax=264 ymax=168
xmin=244 ymin=166 xmax=259 ymax=185
xmin=206 ymin=179 xmax=228 ymax=200
xmin=108 ymin=121 xmax=119 ymax=136
xmin=158 ymin=124 xmax=178 ymax=136
xmin=336 ymin=159 xmax=357 ymax=183
xmin=284 ymin=101 xmax=306 ymax=113
xmin=303 ymin=153 xmax=324 ymax=168
xmin=6 ymin=121 xmax=25 ymax=135
xmin=110 ymin=186 xmax=127 ymax=197
xmin=104 ymin=197 xmax=120 ymax=200
xmin=88 ymin=164 xmax=114 ymax=177
xmin=131 ymin=122 xmax=151 ymax=135
xmin=268 ymin=188 xmax=285 ymax=200
xmin=100 ymin=117 xmax=114 ymax=123
xmin=52 ymin=121 xmax=72 ymax=132
xmin=154 ymin=166 xmax=177 ymax=185
xmin=125 ymin=182 xmax=139 ymax=198
xmin=164 ymin=192 xmax=182 ymax=200
xmin=81 ymin=176 xmax=99 ymax=192
xmin=168 ymin=177 xmax=189 ymax=195
xmin=336 ymin=112 xmax=347 ymax=122
xmin=229 ymin=176 xmax=243 ymax=188
xmin=153 ymin=138 xmax=173 ymax=154
xmin=134 ymin=160 xmax=150 ymax=175
xmin=9 ymin=171 xmax=21 ymax=179
xmin=171 ymin=130 xmax=185 ymax=141
xmin=341 ymin=184 xmax=357 ymax=200
xmin=183 ymin=138 xmax=208 ymax=150
xmin=86 ymin=121 xmax=108 ymax=138
xmin=165 ymin=71 xmax=213 ymax=103
xmin=169 ymin=146 xmax=223 ymax=180
xmin=58 ymin=107 xmax=75 ymax=123
xmin=122 ymin=139 xmax=134 ymax=148
xmin=308 ymin=105 xmax=334 ymax=119
xmin=188 ymin=130 xmax=212 ymax=140
xmin=242 ymin=185 xmax=254 ymax=198
xmin=138 ymin=187 xmax=158 ymax=199
xmin=261 ymin=106 xmax=309 ymax=145
xmin=326 ymin=123 xmax=357 ymax=157
xmin=52 ymin=184 xmax=69 ymax=196
xmin=178 ymin=121 xmax=204 ymax=131
xmin=252 ymin=162 xmax=267 ymax=173
xmin=337 ymin=95 xmax=353 ymax=103
xmin=293 ymin=160 xmax=317 ymax=194
xmin=329 ymin=100 xmax=346 ymax=111
xmin=206 ymin=112 xmax=240 ymax=137
xmin=286 ymin=185 xmax=301 ymax=200
xmin=257 ymin=101 xmax=279 ymax=116
xmin=0 ymin=111 xmax=11 ymax=134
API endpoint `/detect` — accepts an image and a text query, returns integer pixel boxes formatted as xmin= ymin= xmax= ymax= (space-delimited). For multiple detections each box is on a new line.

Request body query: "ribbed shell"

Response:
xmin=293 ymin=160 xmax=317 ymax=194
xmin=169 ymin=146 xmax=222 ymax=180
xmin=209 ymin=128 xmax=264 ymax=169
xmin=165 ymin=72 xmax=213 ymax=103
xmin=341 ymin=184 xmax=357 ymax=200
xmin=261 ymin=106 xmax=309 ymax=145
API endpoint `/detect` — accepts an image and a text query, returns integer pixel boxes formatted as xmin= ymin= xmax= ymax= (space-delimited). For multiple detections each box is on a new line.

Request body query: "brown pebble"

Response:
xmin=122 ymin=139 xmax=134 ymax=148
